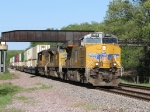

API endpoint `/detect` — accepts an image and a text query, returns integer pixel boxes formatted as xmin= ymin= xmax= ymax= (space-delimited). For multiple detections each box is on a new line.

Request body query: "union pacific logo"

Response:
xmin=62 ymin=54 xmax=67 ymax=57
xmin=87 ymin=52 xmax=120 ymax=61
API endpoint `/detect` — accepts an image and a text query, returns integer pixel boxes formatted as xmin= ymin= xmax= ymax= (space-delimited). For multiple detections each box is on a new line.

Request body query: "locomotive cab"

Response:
xmin=79 ymin=33 xmax=118 ymax=46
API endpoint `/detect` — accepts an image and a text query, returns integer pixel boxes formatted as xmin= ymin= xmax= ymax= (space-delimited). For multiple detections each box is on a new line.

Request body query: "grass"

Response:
xmin=0 ymin=72 xmax=16 ymax=80
xmin=0 ymin=83 xmax=22 ymax=108
xmin=121 ymin=79 xmax=150 ymax=87
xmin=0 ymin=80 xmax=52 ymax=109
xmin=71 ymin=103 xmax=99 ymax=111
xmin=0 ymin=108 xmax=25 ymax=112
xmin=16 ymin=96 xmax=29 ymax=101
xmin=26 ymin=83 xmax=53 ymax=91
xmin=26 ymin=87 xmax=39 ymax=91
xmin=40 ymin=84 xmax=53 ymax=89
xmin=15 ymin=96 xmax=35 ymax=105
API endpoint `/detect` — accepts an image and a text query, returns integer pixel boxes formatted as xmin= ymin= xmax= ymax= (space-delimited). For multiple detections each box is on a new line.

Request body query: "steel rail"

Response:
xmin=119 ymin=83 xmax=150 ymax=90
xmin=96 ymin=87 xmax=150 ymax=102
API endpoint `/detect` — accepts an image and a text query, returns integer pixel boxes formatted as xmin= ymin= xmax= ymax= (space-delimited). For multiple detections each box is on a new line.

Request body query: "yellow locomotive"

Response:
xmin=37 ymin=32 xmax=123 ymax=86
xmin=37 ymin=45 xmax=67 ymax=78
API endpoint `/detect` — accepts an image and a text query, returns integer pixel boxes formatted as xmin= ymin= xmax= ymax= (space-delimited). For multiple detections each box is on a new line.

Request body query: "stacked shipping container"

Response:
xmin=9 ymin=57 xmax=15 ymax=68
xmin=18 ymin=52 xmax=25 ymax=68
xmin=10 ymin=45 xmax=50 ymax=71
xmin=24 ymin=45 xmax=50 ymax=68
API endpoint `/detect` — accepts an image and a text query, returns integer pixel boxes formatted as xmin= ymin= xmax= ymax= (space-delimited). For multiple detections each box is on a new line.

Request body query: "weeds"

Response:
xmin=71 ymin=103 xmax=99 ymax=111
xmin=0 ymin=108 xmax=25 ymax=112
xmin=16 ymin=96 xmax=29 ymax=101
xmin=0 ymin=72 xmax=17 ymax=80
xmin=26 ymin=83 xmax=53 ymax=91
xmin=0 ymin=83 xmax=22 ymax=108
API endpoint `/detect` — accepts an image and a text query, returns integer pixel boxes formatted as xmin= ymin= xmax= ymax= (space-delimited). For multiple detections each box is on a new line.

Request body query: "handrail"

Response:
xmin=114 ymin=56 xmax=124 ymax=77
xmin=86 ymin=58 xmax=96 ymax=68
xmin=45 ymin=61 xmax=50 ymax=73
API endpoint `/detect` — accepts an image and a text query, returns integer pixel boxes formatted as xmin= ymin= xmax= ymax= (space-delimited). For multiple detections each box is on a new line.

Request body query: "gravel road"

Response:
xmin=2 ymin=68 xmax=150 ymax=112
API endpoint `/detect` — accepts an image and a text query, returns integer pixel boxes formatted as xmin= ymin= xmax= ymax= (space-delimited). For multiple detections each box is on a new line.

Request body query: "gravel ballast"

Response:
xmin=3 ymin=69 xmax=150 ymax=112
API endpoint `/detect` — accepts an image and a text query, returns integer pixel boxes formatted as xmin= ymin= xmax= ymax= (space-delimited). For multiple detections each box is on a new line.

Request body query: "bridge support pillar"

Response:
xmin=0 ymin=42 xmax=7 ymax=73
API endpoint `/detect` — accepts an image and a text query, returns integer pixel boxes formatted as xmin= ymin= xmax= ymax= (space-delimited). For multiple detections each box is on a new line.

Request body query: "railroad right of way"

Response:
xmin=4 ymin=68 xmax=150 ymax=112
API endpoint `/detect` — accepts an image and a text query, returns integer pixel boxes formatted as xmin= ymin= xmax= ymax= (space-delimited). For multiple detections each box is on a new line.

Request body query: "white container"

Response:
xmin=14 ymin=62 xmax=19 ymax=67
xmin=12 ymin=62 xmax=14 ymax=66
xmin=10 ymin=57 xmax=12 ymax=63
xmin=14 ymin=62 xmax=16 ymax=66
xmin=18 ymin=62 xmax=21 ymax=66
xmin=11 ymin=57 xmax=13 ymax=63
xmin=12 ymin=57 xmax=15 ymax=63
xmin=19 ymin=53 xmax=21 ymax=62
xmin=34 ymin=60 xmax=37 ymax=67
xmin=19 ymin=62 xmax=24 ymax=66
xmin=30 ymin=59 xmax=37 ymax=67
xmin=26 ymin=48 xmax=33 ymax=60
xmin=26 ymin=60 xmax=31 ymax=67
xmin=32 ymin=45 xmax=50 ymax=59
xmin=24 ymin=61 xmax=27 ymax=66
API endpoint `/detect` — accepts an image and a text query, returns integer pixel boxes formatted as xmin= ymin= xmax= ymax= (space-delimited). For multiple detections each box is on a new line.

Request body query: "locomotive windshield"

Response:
xmin=85 ymin=37 xmax=101 ymax=44
xmin=102 ymin=38 xmax=117 ymax=44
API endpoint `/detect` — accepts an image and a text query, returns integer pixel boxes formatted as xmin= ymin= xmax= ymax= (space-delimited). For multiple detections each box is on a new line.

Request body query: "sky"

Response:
xmin=0 ymin=0 xmax=111 ymax=50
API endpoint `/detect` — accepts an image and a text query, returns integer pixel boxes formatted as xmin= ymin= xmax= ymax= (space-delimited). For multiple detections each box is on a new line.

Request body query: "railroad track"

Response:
xmin=119 ymin=83 xmax=150 ymax=90
xmin=97 ymin=86 xmax=150 ymax=102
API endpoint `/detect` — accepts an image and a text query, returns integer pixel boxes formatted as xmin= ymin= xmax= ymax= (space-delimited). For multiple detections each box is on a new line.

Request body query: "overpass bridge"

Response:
xmin=1 ymin=30 xmax=94 ymax=42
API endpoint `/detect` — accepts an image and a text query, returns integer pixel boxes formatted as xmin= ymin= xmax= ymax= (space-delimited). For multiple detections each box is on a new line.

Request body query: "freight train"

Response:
xmin=10 ymin=32 xmax=123 ymax=86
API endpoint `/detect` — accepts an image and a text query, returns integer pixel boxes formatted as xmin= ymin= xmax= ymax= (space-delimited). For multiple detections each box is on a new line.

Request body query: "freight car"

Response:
xmin=10 ymin=32 xmax=123 ymax=86
xmin=36 ymin=32 xmax=123 ymax=86
xmin=10 ymin=45 xmax=50 ymax=72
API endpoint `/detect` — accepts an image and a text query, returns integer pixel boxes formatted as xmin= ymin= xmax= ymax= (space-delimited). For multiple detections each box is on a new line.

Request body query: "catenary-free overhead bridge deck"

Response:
xmin=1 ymin=30 xmax=94 ymax=42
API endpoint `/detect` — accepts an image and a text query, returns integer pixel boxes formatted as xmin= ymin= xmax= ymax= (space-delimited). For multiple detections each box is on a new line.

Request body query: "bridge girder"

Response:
xmin=1 ymin=30 xmax=94 ymax=42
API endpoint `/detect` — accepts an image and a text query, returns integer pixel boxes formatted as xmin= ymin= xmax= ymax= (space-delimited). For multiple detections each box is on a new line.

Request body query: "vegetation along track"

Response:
xmin=96 ymin=85 xmax=150 ymax=102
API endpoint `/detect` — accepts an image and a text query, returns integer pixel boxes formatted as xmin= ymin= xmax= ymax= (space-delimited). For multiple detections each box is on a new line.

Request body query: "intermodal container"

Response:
xmin=12 ymin=57 xmax=14 ymax=63
xmin=21 ymin=52 xmax=24 ymax=62
xmin=14 ymin=62 xmax=17 ymax=67
xmin=31 ymin=59 xmax=37 ymax=67
xmin=19 ymin=53 xmax=21 ymax=62
xmin=12 ymin=62 xmax=14 ymax=66
xmin=24 ymin=51 xmax=27 ymax=61
xmin=14 ymin=56 xmax=15 ymax=62
xmin=32 ymin=45 xmax=50 ymax=59
xmin=10 ymin=57 xmax=12 ymax=63
xmin=26 ymin=48 xmax=33 ymax=60
xmin=19 ymin=62 xmax=25 ymax=66
xmin=26 ymin=60 xmax=31 ymax=67
xmin=15 ymin=54 xmax=19 ymax=62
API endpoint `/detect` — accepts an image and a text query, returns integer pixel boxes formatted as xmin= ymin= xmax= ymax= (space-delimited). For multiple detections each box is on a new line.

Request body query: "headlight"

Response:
xmin=95 ymin=62 xmax=99 ymax=66
xmin=102 ymin=46 xmax=106 ymax=50
xmin=113 ymin=63 xmax=116 ymax=66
